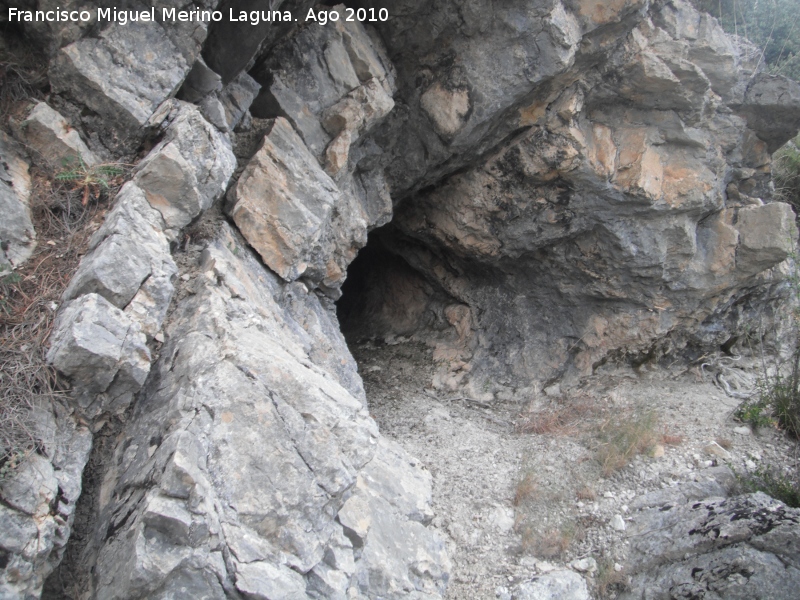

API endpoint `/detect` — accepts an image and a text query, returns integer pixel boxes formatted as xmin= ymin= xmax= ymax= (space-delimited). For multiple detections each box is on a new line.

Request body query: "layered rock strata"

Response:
xmin=2 ymin=0 xmax=800 ymax=598
xmin=343 ymin=0 xmax=800 ymax=397
xmin=4 ymin=3 xmax=448 ymax=599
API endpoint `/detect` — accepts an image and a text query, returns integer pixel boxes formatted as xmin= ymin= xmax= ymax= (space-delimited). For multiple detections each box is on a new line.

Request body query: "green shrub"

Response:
xmin=773 ymin=136 xmax=800 ymax=211
xmin=734 ymin=395 xmax=776 ymax=430
xmin=735 ymin=465 xmax=800 ymax=508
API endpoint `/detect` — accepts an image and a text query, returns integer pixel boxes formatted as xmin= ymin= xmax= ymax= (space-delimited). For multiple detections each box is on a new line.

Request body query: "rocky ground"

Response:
xmin=349 ymin=337 xmax=800 ymax=599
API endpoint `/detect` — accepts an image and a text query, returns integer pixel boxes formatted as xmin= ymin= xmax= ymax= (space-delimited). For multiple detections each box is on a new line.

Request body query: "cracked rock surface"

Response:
xmin=3 ymin=1 xmax=800 ymax=599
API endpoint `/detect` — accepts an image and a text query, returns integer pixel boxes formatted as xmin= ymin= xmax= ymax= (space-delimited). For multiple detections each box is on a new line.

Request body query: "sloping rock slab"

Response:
xmin=621 ymin=492 xmax=800 ymax=599
xmin=73 ymin=225 xmax=449 ymax=599
xmin=227 ymin=117 xmax=343 ymax=284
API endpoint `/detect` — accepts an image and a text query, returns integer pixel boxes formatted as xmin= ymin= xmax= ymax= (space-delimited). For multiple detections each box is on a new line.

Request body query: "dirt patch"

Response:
xmin=351 ymin=338 xmax=800 ymax=599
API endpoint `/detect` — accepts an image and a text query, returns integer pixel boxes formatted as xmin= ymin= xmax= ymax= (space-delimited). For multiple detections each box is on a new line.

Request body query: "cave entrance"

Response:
xmin=336 ymin=223 xmax=478 ymax=400
xmin=336 ymin=226 xmax=442 ymax=345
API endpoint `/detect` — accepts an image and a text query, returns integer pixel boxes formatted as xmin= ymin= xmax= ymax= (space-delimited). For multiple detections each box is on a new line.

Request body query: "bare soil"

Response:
xmin=350 ymin=337 xmax=800 ymax=600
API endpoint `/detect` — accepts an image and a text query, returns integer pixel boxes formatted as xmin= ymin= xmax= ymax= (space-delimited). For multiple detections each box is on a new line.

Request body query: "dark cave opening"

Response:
xmin=335 ymin=227 xmax=451 ymax=345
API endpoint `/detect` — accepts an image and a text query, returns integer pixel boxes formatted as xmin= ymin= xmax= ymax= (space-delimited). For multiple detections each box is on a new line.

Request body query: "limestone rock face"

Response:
xmin=62 ymin=182 xmax=174 ymax=310
xmin=345 ymin=0 xmax=800 ymax=394
xmin=250 ymin=4 xmax=396 ymax=160
xmin=71 ymin=226 xmax=449 ymax=600
xmin=0 ymin=132 xmax=35 ymax=269
xmin=47 ymin=293 xmax=151 ymax=417
xmin=228 ymin=117 xmax=344 ymax=283
xmin=0 ymin=402 xmax=92 ymax=600
xmin=14 ymin=0 xmax=800 ymax=598
xmin=511 ymin=570 xmax=590 ymax=600
xmin=48 ymin=14 xmax=204 ymax=151
xmin=621 ymin=492 xmax=800 ymax=599
xmin=132 ymin=101 xmax=237 ymax=231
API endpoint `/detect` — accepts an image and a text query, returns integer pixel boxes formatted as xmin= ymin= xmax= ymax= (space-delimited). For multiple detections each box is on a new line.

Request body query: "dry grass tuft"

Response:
xmin=0 ymin=171 xmax=110 ymax=476
xmin=517 ymin=398 xmax=599 ymax=436
xmin=596 ymin=558 xmax=629 ymax=599
xmin=715 ymin=437 xmax=733 ymax=450
xmin=661 ymin=432 xmax=684 ymax=446
xmin=576 ymin=485 xmax=597 ymax=501
xmin=596 ymin=409 xmax=660 ymax=476
xmin=518 ymin=521 xmax=584 ymax=558
xmin=513 ymin=472 xmax=539 ymax=506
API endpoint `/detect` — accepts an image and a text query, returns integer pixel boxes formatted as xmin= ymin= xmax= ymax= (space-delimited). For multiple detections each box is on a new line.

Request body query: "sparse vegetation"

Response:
xmin=518 ymin=520 xmax=583 ymax=559
xmin=0 ymin=171 xmax=109 ymax=479
xmin=55 ymin=158 xmax=129 ymax=206
xmin=516 ymin=397 xmax=598 ymax=436
xmin=595 ymin=410 xmax=660 ymax=476
xmin=734 ymin=394 xmax=776 ymax=429
xmin=596 ymin=557 xmax=629 ymax=599
xmin=773 ymin=136 xmax=800 ymax=211
xmin=513 ymin=471 xmax=539 ymax=506
xmin=576 ymin=485 xmax=597 ymax=501
xmin=716 ymin=437 xmax=733 ymax=450
xmin=691 ymin=0 xmax=800 ymax=80
xmin=0 ymin=265 xmax=22 ymax=315
xmin=735 ymin=464 xmax=800 ymax=507
xmin=734 ymin=246 xmax=800 ymax=438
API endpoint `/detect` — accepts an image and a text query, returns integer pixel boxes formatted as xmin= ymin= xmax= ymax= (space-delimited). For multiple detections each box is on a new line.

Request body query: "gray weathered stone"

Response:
xmin=227 ymin=117 xmax=344 ymax=283
xmin=511 ymin=571 xmax=590 ymax=600
xmin=63 ymin=224 xmax=449 ymax=600
xmin=250 ymin=4 xmax=394 ymax=160
xmin=10 ymin=102 xmax=98 ymax=171
xmin=0 ymin=401 xmax=92 ymax=600
xmin=218 ymin=71 xmax=262 ymax=132
xmin=178 ymin=57 xmax=223 ymax=104
xmin=62 ymin=182 xmax=175 ymax=310
xmin=49 ymin=22 xmax=194 ymax=150
xmin=0 ymin=132 xmax=36 ymax=269
xmin=622 ymin=492 xmax=800 ymax=600
xmin=46 ymin=293 xmax=151 ymax=416
xmin=133 ymin=101 xmax=236 ymax=230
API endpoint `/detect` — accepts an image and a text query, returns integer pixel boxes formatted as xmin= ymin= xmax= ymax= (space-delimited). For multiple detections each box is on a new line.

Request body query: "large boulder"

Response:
xmin=132 ymin=101 xmax=236 ymax=231
xmin=62 ymin=182 xmax=175 ymax=311
xmin=227 ymin=117 xmax=346 ymax=284
xmin=10 ymin=102 xmax=98 ymax=172
xmin=47 ymin=293 xmax=151 ymax=417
